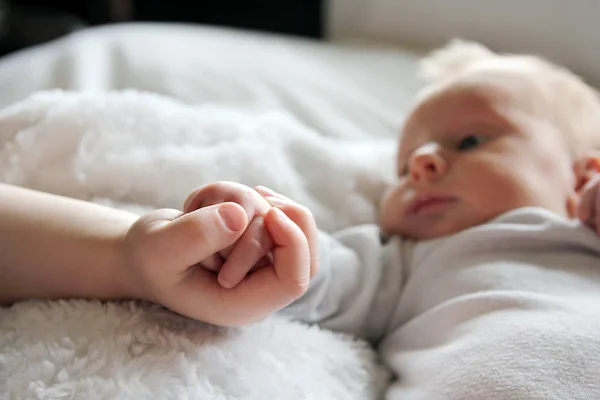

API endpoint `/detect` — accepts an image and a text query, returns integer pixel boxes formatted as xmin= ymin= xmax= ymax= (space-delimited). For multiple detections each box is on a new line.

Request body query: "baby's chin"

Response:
xmin=394 ymin=224 xmax=465 ymax=241
xmin=383 ymin=211 xmax=501 ymax=241
xmin=380 ymin=218 xmax=455 ymax=241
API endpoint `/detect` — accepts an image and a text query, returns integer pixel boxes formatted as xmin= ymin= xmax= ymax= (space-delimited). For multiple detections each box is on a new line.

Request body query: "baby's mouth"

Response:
xmin=408 ymin=193 xmax=458 ymax=215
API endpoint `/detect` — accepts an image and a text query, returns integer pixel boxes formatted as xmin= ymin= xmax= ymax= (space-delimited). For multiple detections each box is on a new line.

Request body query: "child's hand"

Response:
xmin=578 ymin=173 xmax=600 ymax=233
xmin=122 ymin=191 xmax=319 ymax=327
xmin=254 ymin=184 xmax=319 ymax=282
xmin=182 ymin=182 xmax=275 ymax=288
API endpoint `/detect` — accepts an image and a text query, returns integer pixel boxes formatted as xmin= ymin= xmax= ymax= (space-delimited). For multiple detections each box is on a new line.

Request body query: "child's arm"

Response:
xmin=0 ymin=183 xmax=139 ymax=303
xmin=0 ymin=183 xmax=315 ymax=328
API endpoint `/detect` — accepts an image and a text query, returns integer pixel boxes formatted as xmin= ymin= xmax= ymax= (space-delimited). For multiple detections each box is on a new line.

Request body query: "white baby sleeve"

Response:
xmin=279 ymin=224 xmax=403 ymax=341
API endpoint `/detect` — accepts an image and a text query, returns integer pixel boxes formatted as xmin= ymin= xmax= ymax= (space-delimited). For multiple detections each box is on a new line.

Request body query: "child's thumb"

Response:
xmin=153 ymin=203 xmax=248 ymax=270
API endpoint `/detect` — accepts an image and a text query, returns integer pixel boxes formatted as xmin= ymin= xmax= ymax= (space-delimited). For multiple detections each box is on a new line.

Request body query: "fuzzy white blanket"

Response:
xmin=0 ymin=90 xmax=396 ymax=399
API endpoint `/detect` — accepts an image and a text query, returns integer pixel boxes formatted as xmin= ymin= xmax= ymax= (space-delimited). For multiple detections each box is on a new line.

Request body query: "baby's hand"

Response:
xmin=122 ymin=196 xmax=318 ymax=327
xmin=183 ymin=182 xmax=274 ymax=288
xmin=578 ymin=173 xmax=600 ymax=233
xmin=254 ymin=184 xmax=319 ymax=281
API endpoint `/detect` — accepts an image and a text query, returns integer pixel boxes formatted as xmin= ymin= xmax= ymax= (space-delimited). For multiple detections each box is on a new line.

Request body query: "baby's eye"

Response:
xmin=457 ymin=135 xmax=486 ymax=151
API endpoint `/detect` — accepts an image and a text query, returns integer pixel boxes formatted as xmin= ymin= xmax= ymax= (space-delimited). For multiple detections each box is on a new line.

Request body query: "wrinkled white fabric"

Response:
xmin=0 ymin=90 xmax=396 ymax=399
xmin=285 ymin=207 xmax=600 ymax=399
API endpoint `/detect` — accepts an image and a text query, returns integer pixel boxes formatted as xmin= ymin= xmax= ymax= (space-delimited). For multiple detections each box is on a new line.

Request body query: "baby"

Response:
xmin=186 ymin=40 xmax=600 ymax=399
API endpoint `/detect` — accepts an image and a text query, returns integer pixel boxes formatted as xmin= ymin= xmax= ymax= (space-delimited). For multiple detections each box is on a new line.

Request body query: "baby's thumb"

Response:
xmin=154 ymin=203 xmax=248 ymax=270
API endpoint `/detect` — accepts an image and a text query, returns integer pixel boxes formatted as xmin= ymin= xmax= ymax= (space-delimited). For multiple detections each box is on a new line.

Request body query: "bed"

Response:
xmin=0 ymin=21 xmax=422 ymax=399
xmin=1 ymin=2 xmax=598 ymax=398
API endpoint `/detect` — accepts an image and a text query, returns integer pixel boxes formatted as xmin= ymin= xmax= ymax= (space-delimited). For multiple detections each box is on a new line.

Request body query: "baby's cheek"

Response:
xmin=378 ymin=185 xmax=406 ymax=232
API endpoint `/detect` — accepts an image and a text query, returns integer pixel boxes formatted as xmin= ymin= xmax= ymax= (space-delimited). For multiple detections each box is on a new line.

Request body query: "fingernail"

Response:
xmin=272 ymin=206 xmax=292 ymax=224
xmin=218 ymin=274 xmax=234 ymax=289
xmin=218 ymin=204 xmax=245 ymax=231
xmin=255 ymin=185 xmax=278 ymax=196
xmin=265 ymin=196 xmax=290 ymax=208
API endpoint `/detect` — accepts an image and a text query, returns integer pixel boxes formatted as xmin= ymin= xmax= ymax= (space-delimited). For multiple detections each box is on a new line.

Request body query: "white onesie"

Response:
xmin=280 ymin=207 xmax=600 ymax=399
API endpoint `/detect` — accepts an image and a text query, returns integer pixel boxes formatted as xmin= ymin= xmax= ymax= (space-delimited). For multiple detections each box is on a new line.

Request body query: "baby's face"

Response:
xmin=380 ymin=62 xmax=578 ymax=240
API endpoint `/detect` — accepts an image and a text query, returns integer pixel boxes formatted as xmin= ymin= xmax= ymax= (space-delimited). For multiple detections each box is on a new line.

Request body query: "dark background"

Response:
xmin=0 ymin=0 xmax=324 ymax=57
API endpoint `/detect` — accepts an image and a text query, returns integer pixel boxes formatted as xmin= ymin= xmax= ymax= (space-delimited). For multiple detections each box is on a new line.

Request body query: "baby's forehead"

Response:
xmin=403 ymin=81 xmax=511 ymax=134
xmin=397 ymin=62 xmax=551 ymax=157
xmin=424 ymin=64 xmax=543 ymax=106
xmin=405 ymin=60 xmax=551 ymax=127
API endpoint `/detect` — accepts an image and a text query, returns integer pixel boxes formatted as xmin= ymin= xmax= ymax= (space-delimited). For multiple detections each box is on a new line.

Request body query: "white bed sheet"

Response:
xmin=0 ymin=25 xmax=422 ymax=398
xmin=3 ymin=15 xmax=598 ymax=400
xmin=0 ymin=23 xmax=423 ymax=140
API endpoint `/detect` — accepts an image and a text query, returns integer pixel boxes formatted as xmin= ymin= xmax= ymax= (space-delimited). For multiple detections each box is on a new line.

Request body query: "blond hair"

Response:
xmin=418 ymin=39 xmax=600 ymax=159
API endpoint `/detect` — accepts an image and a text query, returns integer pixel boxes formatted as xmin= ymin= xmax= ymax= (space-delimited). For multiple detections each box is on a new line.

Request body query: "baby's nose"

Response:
xmin=409 ymin=146 xmax=446 ymax=183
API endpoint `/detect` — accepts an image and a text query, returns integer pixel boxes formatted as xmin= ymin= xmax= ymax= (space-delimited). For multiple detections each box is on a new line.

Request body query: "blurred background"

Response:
xmin=0 ymin=0 xmax=597 ymax=109
xmin=0 ymin=0 xmax=323 ymax=57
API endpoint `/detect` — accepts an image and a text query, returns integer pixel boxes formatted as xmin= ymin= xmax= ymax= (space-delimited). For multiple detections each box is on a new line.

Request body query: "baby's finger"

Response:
xmin=254 ymin=252 xmax=274 ymax=268
xmin=183 ymin=186 xmax=206 ymax=213
xmin=218 ymin=243 xmax=235 ymax=261
xmin=203 ymin=206 xmax=310 ymax=326
xmin=264 ymin=195 xmax=319 ymax=279
xmin=200 ymin=253 xmax=225 ymax=273
xmin=183 ymin=184 xmax=236 ymax=213
xmin=264 ymin=207 xmax=311 ymax=296
xmin=185 ymin=182 xmax=271 ymax=217
xmin=218 ymin=217 xmax=274 ymax=289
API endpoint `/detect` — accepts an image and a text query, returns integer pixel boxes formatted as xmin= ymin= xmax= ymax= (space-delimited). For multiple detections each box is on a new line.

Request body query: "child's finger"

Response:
xmin=218 ymin=217 xmax=274 ymax=289
xmin=255 ymin=186 xmax=318 ymax=278
xmin=198 ymin=206 xmax=311 ymax=326
xmin=254 ymin=185 xmax=278 ymax=198
xmin=264 ymin=207 xmax=311 ymax=295
xmin=255 ymin=186 xmax=297 ymax=204
xmin=151 ymin=202 xmax=248 ymax=272
xmin=264 ymin=196 xmax=319 ymax=279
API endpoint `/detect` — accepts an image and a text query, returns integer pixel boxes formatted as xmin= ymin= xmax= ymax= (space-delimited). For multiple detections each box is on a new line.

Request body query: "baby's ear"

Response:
xmin=574 ymin=150 xmax=600 ymax=192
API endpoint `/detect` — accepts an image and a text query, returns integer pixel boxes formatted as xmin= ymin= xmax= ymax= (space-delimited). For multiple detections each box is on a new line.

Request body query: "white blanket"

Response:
xmin=0 ymin=90 xmax=395 ymax=399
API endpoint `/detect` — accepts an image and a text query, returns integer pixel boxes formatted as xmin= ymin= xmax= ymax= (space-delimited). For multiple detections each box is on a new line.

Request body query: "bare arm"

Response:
xmin=0 ymin=182 xmax=317 ymax=328
xmin=0 ymin=183 xmax=137 ymax=304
